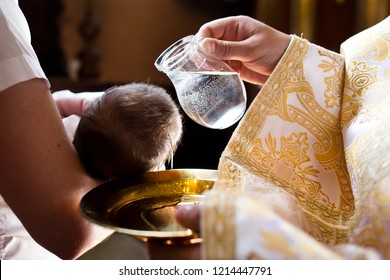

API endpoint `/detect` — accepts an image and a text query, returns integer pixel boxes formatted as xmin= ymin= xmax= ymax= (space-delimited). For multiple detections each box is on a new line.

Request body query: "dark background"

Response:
xmin=19 ymin=0 xmax=389 ymax=170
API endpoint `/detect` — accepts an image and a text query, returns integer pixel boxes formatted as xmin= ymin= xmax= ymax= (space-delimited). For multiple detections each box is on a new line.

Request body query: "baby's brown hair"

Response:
xmin=73 ymin=83 xmax=183 ymax=180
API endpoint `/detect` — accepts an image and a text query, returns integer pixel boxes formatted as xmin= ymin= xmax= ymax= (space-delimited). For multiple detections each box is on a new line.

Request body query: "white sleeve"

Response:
xmin=0 ymin=0 xmax=49 ymax=92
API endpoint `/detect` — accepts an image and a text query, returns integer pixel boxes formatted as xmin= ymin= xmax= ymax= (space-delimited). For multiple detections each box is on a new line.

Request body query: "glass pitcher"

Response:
xmin=155 ymin=35 xmax=247 ymax=129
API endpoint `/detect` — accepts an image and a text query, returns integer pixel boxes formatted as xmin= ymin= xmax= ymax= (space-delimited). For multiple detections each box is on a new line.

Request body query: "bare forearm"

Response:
xmin=0 ymin=79 xmax=112 ymax=259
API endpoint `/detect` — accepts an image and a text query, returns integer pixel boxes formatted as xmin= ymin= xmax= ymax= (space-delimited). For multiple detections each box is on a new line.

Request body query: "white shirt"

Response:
xmin=0 ymin=0 xmax=49 ymax=92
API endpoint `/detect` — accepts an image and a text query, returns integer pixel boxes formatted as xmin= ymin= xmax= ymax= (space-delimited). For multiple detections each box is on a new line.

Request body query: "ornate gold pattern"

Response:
xmin=341 ymin=17 xmax=390 ymax=258
xmin=202 ymin=189 xmax=236 ymax=259
xmin=341 ymin=61 xmax=379 ymax=126
xmin=217 ymin=36 xmax=353 ymax=243
xmin=320 ymin=49 xmax=345 ymax=109
xmin=203 ymin=17 xmax=390 ymax=259
xmin=346 ymin=123 xmax=390 ymax=258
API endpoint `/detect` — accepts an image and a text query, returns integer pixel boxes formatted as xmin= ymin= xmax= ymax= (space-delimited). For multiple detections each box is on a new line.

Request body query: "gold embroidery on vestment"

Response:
xmin=219 ymin=36 xmax=353 ymax=245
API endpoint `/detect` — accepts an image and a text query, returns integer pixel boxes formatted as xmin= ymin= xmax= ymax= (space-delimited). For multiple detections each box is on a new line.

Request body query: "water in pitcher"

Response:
xmin=173 ymin=71 xmax=246 ymax=129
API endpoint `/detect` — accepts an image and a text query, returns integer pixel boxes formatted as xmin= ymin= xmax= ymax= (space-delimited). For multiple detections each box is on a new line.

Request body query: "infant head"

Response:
xmin=73 ymin=83 xmax=183 ymax=180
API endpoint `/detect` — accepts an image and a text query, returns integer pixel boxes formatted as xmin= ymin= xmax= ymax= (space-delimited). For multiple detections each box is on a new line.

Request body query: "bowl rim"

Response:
xmin=80 ymin=168 xmax=217 ymax=240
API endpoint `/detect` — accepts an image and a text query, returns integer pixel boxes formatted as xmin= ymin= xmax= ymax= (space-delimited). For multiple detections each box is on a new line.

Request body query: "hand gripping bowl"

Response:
xmin=80 ymin=169 xmax=217 ymax=243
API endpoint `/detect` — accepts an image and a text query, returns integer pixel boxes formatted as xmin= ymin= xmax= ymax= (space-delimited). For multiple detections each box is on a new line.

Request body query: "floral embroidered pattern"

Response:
xmin=218 ymin=36 xmax=353 ymax=245
xmin=203 ymin=17 xmax=390 ymax=259
xmin=345 ymin=122 xmax=390 ymax=258
xmin=202 ymin=189 xmax=236 ymax=259
xmin=250 ymin=132 xmax=332 ymax=206
xmin=319 ymin=49 xmax=344 ymax=109
xmin=342 ymin=61 xmax=379 ymax=126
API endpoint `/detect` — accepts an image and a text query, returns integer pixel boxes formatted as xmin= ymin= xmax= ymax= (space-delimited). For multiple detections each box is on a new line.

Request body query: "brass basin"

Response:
xmin=80 ymin=169 xmax=217 ymax=242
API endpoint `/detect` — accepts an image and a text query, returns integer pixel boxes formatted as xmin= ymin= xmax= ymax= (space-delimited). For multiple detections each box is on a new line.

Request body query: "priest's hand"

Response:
xmin=146 ymin=205 xmax=201 ymax=260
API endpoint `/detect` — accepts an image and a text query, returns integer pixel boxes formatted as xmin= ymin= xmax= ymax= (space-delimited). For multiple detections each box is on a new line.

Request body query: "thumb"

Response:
xmin=199 ymin=38 xmax=241 ymax=61
xmin=176 ymin=205 xmax=201 ymax=232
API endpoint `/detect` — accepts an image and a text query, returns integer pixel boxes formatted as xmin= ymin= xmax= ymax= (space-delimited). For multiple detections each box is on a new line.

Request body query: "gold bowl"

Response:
xmin=80 ymin=169 xmax=217 ymax=242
